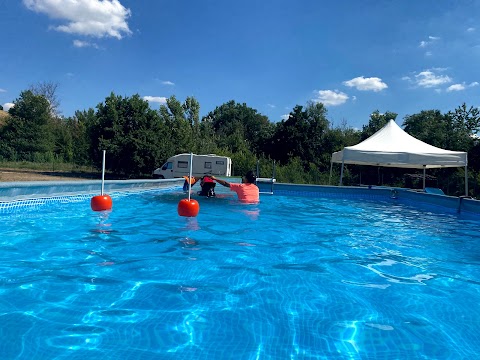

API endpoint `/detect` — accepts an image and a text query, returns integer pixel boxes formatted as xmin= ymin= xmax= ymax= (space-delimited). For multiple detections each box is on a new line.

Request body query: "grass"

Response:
xmin=0 ymin=161 xmax=96 ymax=173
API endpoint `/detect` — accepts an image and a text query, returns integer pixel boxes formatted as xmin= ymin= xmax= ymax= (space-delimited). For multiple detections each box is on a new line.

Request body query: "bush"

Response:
xmin=229 ymin=151 xmax=257 ymax=177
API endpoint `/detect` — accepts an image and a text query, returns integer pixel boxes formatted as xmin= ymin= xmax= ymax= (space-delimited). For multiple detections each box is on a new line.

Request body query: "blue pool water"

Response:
xmin=1 ymin=188 xmax=479 ymax=359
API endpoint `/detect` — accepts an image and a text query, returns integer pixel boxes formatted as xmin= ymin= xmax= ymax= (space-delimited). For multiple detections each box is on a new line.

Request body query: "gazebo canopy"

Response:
xmin=330 ymin=120 xmax=468 ymax=194
xmin=331 ymin=120 xmax=467 ymax=169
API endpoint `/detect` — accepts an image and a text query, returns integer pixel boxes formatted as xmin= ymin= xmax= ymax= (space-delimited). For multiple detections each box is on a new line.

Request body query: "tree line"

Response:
xmin=1 ymin=84 xmax=479 ymax=197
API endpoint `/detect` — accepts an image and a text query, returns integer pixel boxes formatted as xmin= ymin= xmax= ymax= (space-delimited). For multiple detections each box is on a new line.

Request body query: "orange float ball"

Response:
xmin=91 ymin=195 xmax=113 ymax=211
xmin=178 ymin=198 xmax=200 ymax=217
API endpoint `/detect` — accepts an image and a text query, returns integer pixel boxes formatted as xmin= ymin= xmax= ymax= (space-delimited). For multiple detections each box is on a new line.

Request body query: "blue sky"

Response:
xmin=1 ymin=0 xmax=479 ymax=129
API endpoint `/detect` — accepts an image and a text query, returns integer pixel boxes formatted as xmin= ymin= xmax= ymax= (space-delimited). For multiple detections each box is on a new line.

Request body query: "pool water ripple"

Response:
xmin=1 ymin=189 xmax=479 ymax=359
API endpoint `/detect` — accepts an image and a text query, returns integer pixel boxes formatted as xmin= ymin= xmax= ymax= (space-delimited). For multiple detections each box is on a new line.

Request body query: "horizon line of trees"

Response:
xmin=1 ymin=83 xmax=479 ymax=197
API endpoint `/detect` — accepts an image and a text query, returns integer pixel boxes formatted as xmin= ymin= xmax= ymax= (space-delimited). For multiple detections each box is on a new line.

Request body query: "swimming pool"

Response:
xmin=1 ymin=187 xmax=479 ymax=359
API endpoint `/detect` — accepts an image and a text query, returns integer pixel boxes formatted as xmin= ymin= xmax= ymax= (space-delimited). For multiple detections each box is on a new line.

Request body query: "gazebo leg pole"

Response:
xmin=423 ymin=166 xmax=426 ymax=191
xmin=465 ymin=165 xmax=468 ymax=196
xmin=339 ymin=160 xmax=344 ymax=186
xmin=329 ymin=161 xmax=333 ymax=185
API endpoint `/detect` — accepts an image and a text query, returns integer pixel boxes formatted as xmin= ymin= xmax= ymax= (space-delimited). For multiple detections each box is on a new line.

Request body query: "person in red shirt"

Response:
xmin=211 ymin=171 xmax=259 ymax=203
xmin=183 ymin=176 xmax=216 ymax=197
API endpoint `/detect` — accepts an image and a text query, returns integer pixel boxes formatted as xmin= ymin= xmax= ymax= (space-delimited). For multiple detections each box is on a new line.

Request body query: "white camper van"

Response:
xmin=153 ymin=153 xmax=232 ymax=179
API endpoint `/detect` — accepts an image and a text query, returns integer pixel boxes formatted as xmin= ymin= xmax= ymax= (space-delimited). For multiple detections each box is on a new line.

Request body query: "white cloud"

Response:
xmin=73 ymin=39 xmax=99 ymax=48
xmin=23 ymin=0 xmax=131 ymax=39
xmin=413 ymin=70 xmax=452 ymax=88
xmin=281 ymin=114 xmax=289 ymax=120
xmin=143 ymin=96 xmax=167 ymax=104
xmin=0 ymin=88 xmax=6 ymax=93
xmin=419 ymin=35 xmax=440 ymax=48
xmin=425 ymin=51 xmax=432 ymax=57
xmin=446 ymin=84 xmax=465 ymax=92
xmin=267 ymin=104 xmax=275 ymax=108
xmin=343 ymin=76 xmax=388 ymax=92
xmin=3 ymin=103 xmax=14 ymax=111
xmin=467 ymin=27 xmax=476 ymax=32
xmin=446 ymin=82 xmax=480 ymax=92
xmin=161 ymin=81 xmax=175 ymax=86
xmin=313 ymin=90 xmax=349 ymax=106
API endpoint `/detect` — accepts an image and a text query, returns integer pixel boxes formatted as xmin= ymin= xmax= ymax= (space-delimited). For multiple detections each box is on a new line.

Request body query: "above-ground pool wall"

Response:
xmin=256 ymin=181 xmax=480 ymax=215
xmin=1 ymin=178 xmax=479 ymax=215
xmin=396 ymin=188 xmax=476 ymax=214
xmin=258 ymin=182 xmax=393 ymax=200
xmin=0 ymin=178 xmax=184 ymax=202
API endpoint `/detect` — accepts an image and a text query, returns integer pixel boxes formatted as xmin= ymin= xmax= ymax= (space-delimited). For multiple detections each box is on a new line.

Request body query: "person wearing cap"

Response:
xmin=210 ymin=170 xmax=259 ymax=203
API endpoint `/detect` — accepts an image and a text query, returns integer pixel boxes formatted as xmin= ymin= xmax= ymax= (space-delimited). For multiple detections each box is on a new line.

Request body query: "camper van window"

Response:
xmin=162 ymin=162 xmax=173 ymax=170
xmin=216 ymin=161 xmax=225 ymax=165
xmin=178 ymin=161 xmax=188 ymax=168
xmin=204 ymin=162 xmax=212 ymax=169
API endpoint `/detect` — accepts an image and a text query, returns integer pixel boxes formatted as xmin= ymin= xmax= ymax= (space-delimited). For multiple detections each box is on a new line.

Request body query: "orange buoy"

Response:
xmin=91 ymin=194 xmax=113 ymax=211
xmin=178 ymin=153 xmax=200 ymax=217
xmin=178 ymin=198 xmax=199 ymax=217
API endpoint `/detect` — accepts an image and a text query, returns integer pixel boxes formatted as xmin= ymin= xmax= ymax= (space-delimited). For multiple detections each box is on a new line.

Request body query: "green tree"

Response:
xmin=29 ymin=81 xmax=61 ymax=117
xmin=445 ymin=103 xmax=480 ymax=151
xmin=92 ymin=93 xmax=166 ymax=177
xmin=267 ymin=102 xmax=330 ymax=170
xmin=66 ymin=108 xmax=97 ymax=166
xmin=197 ymin=117 xmax=220 ymax=154
xmin=401 ymin=108 xmax=478 ymax=196
xmin=445 ymin=103 xmax=480 ymax=195
xmin=159 ymin=96 xmax=195 ymax=155
xmin=184 ymin=96 xmax=200 ymax=135
xmin=0 ymin=90 xmax=55 ymax=161
xmin=402 ymin=110 xmax=447 ymax=148
xmin=203 ymin=100 xmax=273 ymax=156
xmin=361 ymin=110 xmax=397 ymax=141
xmin=51 ymin=117 xmax=73 ymax=162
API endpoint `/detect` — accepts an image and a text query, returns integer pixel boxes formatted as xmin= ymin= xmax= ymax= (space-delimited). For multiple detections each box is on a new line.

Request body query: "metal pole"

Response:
xmin=465 ymin=165 xmax=468 ymax=196
xmin=256 ymin=159 xmax=260 ymax=180
xmin=271 ymin=160 xmax=276 ymax=193
xmin=423 ymin=166 xmax=426 ymax=191
xmin=101 ymin=150 xmax=106 ymax=195
xmin=188 ymin=153 xmax=193 ymax=201
xmin=329 ymin=161 xmax=333 ymax=185
xmin=339 ymin=160 xmax=344 ymax=186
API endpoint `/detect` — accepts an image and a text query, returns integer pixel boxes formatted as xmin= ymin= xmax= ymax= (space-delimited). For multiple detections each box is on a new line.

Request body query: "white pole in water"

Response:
xmin=188 ymin=152 xmax=194 ymax=201
xmin=101 ymin=150 xmax=106 ymax=196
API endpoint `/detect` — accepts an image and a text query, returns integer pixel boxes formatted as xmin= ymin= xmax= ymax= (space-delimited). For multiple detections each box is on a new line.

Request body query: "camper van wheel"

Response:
xmin=153 ymin=174 xmax=164 ymax=179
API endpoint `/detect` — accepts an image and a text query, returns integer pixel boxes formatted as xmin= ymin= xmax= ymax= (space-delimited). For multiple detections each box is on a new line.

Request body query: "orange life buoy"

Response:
xmin=183 ymin=176 xmax=196 ymax=184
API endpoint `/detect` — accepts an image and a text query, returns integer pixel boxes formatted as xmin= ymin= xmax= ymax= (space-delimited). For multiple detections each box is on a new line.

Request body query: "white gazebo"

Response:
xmin=330 ymin=120 xmax=468 ymax=195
